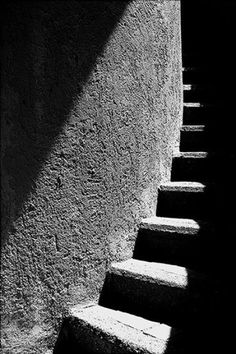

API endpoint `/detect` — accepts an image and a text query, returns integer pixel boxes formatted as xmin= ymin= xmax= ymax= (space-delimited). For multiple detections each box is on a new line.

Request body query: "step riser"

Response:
xmin=182 ymin=54 xmax=213 ymax=68
xmin=100 ymin=272 xmax=218 ymax=327
xmin=156 ymin=190 xmax=214 ymax=219
xmin=183 ymin=90 xmax=216 ymax=103
xmin=183 ymin=106 xmax=216 ymax=125
xmin=134 ymin=228 xmax=201 ymax=268
xmin=180 ymin=131 xmax=207 ymax=151
xmin=182 ymin=56 xmax=205 ymax=68
xmin=171 ymin=157 xmax=212 ymax=182
xmin=133 ymin=228 xmax=217 ymax=271
xmin=183 ymin=71 xmax=212 ymax=84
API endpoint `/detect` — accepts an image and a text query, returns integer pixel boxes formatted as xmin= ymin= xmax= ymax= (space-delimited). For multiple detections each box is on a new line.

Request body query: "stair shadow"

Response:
xmin=1 ymin=1 xmax=130 ymax=249
xmin=133 ymin=222 xmax=216 ymax=272
xmin=165 ymin=1 xmax=236 ymax=353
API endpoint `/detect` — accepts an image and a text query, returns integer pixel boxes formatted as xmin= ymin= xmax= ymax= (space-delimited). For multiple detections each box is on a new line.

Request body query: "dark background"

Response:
xmin=181 ymin=1 xmax=236 ymax=352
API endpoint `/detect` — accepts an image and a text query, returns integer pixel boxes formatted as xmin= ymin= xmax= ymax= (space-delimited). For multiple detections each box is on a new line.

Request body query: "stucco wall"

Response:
xmin=1 ymin=1 xmax=182 ymax=353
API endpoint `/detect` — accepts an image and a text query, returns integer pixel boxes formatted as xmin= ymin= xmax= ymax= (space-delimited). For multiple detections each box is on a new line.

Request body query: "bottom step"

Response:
xmin=54 ymin=304 xmax=183 ymax=354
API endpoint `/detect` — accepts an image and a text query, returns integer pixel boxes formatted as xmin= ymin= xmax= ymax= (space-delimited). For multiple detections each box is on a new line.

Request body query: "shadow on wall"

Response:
xmin=1 ymin=0 xmax=131 ymax=248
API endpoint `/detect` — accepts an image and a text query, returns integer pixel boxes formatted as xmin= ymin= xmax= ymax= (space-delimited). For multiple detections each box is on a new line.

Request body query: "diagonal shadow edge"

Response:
xmin=1 ymin=1 xmax=132 ymax=249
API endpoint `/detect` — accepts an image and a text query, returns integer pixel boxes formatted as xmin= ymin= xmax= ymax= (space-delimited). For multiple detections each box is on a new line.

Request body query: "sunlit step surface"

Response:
xmin=159 ymin=181 xmax=206 ymax=193
xmin=140 ymin=216 xmax=202 ymax=234
xmin=65 ymin=304 xmax=181 ymax=354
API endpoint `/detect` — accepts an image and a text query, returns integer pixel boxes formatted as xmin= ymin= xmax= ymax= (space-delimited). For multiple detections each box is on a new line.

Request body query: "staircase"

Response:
xmin=53 ymin=51 xmax=225 ymax=353
xmin=51 ymin=1 xmax=236 ymax=351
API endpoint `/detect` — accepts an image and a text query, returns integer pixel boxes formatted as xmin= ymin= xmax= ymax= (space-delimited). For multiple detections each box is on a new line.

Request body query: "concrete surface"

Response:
xmin=140 ymin=216 xmax=201 ymax=234
xmin=159 ymin=181 xmax=206 ymax=192
xmin=66 ymin=304 xmax=177 ymax=354
xmin=180 ymin=126 xmax=205 ymax=132
xmin=110 ymin=259 xmax=189 ymax=288
xmin=1 ymin=1 xmax=182 ymax=352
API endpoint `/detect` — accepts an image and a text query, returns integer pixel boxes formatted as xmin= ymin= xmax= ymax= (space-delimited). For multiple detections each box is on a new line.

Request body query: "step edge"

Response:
xmin=173 ymin=152 xmax=208 ymax=159
xmin=181 ymin=125 xmax=205 ymax=132
xmin=140 ymin=216 xmax=201 ymax=234
xmin=183 ymin=84 xmax=215 ymax=91
xmin=183 ymin=102 xmax=215 ymax=108
xmin=69 ymin=304 xmax=175 ymax=352
xmin=159 ymin=181 xmax=206 ymax=192
xmin=109 ymin=259 xmax=193 ymax=288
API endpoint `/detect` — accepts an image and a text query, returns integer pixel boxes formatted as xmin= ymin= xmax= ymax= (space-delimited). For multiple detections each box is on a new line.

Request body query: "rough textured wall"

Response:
xmin=1 ymin=1 xmax=182 ymax=353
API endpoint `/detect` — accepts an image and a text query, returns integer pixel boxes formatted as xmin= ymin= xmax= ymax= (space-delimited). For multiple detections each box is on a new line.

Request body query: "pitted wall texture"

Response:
xmin=1 ymin=1 xmax=182 ymax=353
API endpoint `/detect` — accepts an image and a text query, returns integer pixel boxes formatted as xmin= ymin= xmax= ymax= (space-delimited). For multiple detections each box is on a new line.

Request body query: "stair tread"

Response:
xmin=181 ymin=125 xmax=205 ymax=132
xmin=159 ymin=181 xmax=206 ymax=192
xmin=69 ymin=304 xmax=177 ymax=354
xmin=183 ymin=102 xmax=214 ymax=108
xmin=140 ymin=216 xmax=202 ymax=234
xmin=110 ymin=259 xmax=196 ymax=288
xmin=183 ymin=84 xmax=214 ymax=91
xmin=182 ymin=67 xmax=208 ymax=72
xmin=173 ymin=152 xmax=208 ymax=158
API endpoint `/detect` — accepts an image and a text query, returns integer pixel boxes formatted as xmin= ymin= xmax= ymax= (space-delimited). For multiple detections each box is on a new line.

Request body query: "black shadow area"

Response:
xmin=1 ymin=1 xmax=130 ymax=248
xmin=166 ymin=1 xmax=236 ymax=353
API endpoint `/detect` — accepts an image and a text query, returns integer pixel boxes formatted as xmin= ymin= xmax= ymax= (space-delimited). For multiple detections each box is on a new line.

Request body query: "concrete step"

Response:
xmin=100 ymin=259 xmax=219 ymax=327
xmin=183 ymin=102 xmax=216 ymax=125
xmin=171 ymin=152 xmax=214 ymax=182
xmin=140 ymin=216 xmax=202 ymax=234
xmin=156 ymin=181 xmax=216 ymax=219
xmin=56 ymin=304 xmax=183 ymax=354
xmin=183 ymin=84 xmax=217 ymax=103
xmin=133 ymin=216 xmax=215 ymax=269
xmin=180 ymin=125 xmax=207 ymax=151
